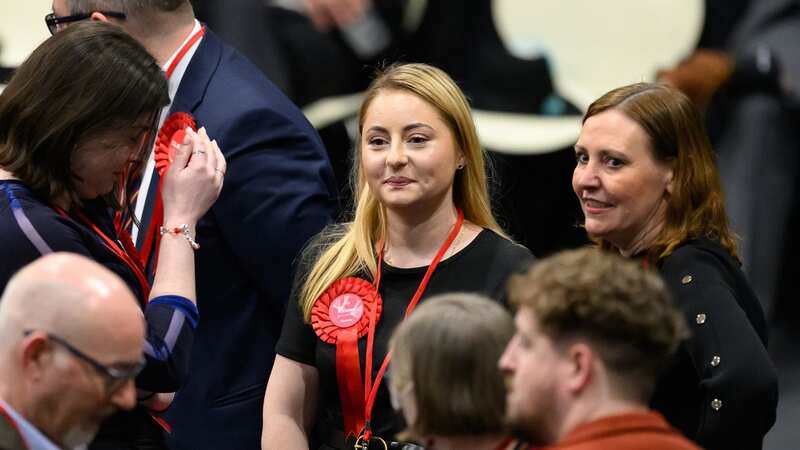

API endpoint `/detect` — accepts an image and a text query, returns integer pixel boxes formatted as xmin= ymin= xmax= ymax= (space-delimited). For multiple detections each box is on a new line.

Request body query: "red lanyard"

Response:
xmin=137 ymin=25 xmax=206 ymax=269
xmin=495 ymin=437 xmax=516 ymax=450
xmin=166 ymin=25 xmax=205 ymax=79
xmin=54 ymin=206 xmax=151 ymax=300
xmin=360 ymin=209 xmax=464 ymax=441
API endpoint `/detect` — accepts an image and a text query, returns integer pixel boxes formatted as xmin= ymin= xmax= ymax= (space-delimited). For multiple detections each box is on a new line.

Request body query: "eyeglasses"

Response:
xmin=45 ymin=11 xmax=126 ymax=35
xmin=23 ymin=330 xmax=145 ymax=392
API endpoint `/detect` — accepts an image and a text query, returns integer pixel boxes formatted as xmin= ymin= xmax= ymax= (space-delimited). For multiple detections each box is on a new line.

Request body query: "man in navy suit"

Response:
xmin=51 ymin=1 xmax=338 ymax=448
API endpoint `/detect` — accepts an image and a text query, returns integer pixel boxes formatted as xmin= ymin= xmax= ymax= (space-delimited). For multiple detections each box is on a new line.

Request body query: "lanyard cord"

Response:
xmin=53 ymin=206 xmax=150 ymax=300
xmin=137 ymin=26 xmax=206 ymax=270
xmin=165 ymin=26 xmax=205 ymax=79
xmin=361 ymin=209 xmax=464 ymax=439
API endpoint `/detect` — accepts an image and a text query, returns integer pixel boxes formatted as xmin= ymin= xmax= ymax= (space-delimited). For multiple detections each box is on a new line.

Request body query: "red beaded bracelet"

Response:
xmin=159 ymin=224 xmax=200 ymax=250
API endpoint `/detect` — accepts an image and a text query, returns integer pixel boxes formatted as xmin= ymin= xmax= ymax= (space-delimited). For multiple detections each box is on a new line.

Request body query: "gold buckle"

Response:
xmin=354 ymin=434 xmax=388 ymax=450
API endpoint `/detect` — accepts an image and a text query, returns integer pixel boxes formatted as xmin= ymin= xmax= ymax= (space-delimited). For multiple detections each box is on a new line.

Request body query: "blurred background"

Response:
xmin=1 ymin=1 xmax=798 ymax=448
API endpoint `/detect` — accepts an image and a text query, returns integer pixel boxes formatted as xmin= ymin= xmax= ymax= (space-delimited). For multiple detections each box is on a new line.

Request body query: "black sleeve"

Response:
xmin=275 ymin=225 xmax=346 ymax=366
xmin=487 ymin=238 xmax=535 ymax=305
xmin=136 ymin=296 xmax=199 ymax=392
xmin=660 ymin=246 xmax=778 ymax=450
xmin=276 ymin=291 xmax=318 ymax=366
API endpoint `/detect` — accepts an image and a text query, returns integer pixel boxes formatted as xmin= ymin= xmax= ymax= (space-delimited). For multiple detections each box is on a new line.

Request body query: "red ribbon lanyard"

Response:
xmin=53 ymin=207 xmax=151 ymax=300
xmin=166 ymin=26 xmax=205 ymax=79
xmin=137 ymin=26 xmax=206 ymax=270
xmin=359 ymin=208 xmax=464 ymax=441
xmin=495 ymin=437 xmax=515 ymax=450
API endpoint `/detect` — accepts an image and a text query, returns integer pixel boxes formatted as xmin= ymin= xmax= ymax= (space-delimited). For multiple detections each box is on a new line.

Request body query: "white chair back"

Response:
xmin=0 ymin=0 xmax=50 ymax=68
xmin=493 ymin=0 xmax=705 ymax=111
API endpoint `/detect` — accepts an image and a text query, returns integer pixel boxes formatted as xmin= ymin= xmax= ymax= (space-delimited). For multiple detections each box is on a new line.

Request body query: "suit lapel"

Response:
xmin=137 ymin=29 xmax=224 ymax=273
xmin=169 ymin=29 xmax=224 ymax=115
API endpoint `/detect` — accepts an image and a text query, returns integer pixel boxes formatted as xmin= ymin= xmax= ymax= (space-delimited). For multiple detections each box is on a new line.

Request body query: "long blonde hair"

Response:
xmin=299 ymin=63 xmax=504 ymax=320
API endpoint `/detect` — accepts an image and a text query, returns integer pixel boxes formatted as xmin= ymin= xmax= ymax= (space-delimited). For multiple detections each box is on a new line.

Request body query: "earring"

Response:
xmin=457 ymin=163 xmax=465 ymax=170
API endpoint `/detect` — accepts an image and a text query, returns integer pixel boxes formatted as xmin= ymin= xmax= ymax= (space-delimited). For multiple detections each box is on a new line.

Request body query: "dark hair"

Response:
xmin=509 ymin=247 xmax=688 ymax=402
xmin=67 ymin=0 xmax=187 ymax=14
xmin=0 ymin=21 xmax=168 ymax=205
xmin=389 ymin=293 xmax=513 ymax=437
xmin=584 ymin=82 xmax=738 ymax=263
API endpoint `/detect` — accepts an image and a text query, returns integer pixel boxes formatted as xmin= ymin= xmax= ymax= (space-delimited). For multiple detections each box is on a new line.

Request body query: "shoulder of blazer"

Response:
xmin=169 ymin=28 xmax=225 ymax=115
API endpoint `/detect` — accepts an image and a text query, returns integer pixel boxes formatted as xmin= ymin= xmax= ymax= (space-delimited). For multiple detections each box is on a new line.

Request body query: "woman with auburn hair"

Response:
xmin=262 ymin=63 xmax=532 ymax=450
xmin=572 ymin=82 xmax=777 ymax=450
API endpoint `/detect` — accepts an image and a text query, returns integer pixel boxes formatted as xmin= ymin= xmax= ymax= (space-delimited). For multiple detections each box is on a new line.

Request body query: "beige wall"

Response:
xmin=0 ymin=0 xmax=51 ymax=67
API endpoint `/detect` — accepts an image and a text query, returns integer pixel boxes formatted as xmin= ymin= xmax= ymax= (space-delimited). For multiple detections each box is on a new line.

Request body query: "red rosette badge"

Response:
xmin=154 ymin=112 xmax=197 ymax=176
xmin=311 ymin=277 xmax=382 ymax=344
xmin=311 ymin=276 xmax=382 ymax=437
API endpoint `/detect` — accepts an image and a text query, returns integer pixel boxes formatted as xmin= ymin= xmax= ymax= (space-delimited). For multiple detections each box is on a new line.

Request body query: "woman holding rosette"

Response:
xmin=262 ymin=63 xmax=532 ymax=450
xmin=0 ymin=22 xmax=225 ymax=449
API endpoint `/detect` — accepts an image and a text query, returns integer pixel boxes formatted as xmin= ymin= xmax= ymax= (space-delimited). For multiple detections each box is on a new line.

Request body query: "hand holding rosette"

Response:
xmin=160 ymin=125 xmax=226 ymax=227
xmin=154 ymin=112 xmax=196 ymax=177
xmin=145 ymin=122 xmax=225 ymax=302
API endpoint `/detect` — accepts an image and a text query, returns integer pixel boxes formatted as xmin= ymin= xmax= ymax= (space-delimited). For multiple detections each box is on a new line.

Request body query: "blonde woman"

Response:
xmin=262 ymin=63 xmax=532 ymax=450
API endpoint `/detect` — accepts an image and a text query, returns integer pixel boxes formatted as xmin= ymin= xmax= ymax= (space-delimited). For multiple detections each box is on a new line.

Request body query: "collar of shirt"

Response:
xmin=162 ymin=19 xmax=204 ymax=107
xmin=131 ymin=19 xmax=204 ymax=242
xmin=0 ymin=398 xmax=64 ymax=450
xmin=555 ymin=410 xmax=675 ymax=447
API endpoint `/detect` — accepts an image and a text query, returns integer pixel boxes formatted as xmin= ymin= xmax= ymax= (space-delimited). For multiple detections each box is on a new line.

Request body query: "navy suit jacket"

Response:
xmin=156 ymin=29 xmax=337 ymax=450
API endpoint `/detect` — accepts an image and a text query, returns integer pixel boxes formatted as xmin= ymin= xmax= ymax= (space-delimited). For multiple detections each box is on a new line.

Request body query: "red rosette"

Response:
xmin=154 ymin=112 xmax=197 ymax=176
xmin=311 ymin=277 xmax=382 ymax=344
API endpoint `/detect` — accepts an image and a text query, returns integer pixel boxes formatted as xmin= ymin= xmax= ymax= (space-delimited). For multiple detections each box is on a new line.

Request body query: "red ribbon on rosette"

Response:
xmin=140 ymin=112 xmax=198 ymax=271
xmin=311 ymin=277 xmax=382 ymax=439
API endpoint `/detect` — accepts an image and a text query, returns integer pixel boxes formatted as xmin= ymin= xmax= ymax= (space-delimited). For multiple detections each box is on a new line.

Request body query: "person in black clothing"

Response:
xmin=658 ymin=0 xmax=800 ymax=320
xmin=262 ymin=63 xmax=532 ymax=450
xmin=572 ymin=82 xmax=778 ymax=450
xmin=0 ymin=22 xmax=225 ymax=449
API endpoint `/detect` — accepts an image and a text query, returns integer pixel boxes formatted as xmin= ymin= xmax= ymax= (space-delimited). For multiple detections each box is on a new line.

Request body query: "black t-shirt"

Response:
xmin=276 ymin=228 xmax=533 ymax=448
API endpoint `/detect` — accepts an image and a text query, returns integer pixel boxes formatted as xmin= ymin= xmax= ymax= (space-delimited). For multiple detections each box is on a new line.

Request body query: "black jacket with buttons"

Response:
xmin=650 ymin=238 xmax=778 ymax=450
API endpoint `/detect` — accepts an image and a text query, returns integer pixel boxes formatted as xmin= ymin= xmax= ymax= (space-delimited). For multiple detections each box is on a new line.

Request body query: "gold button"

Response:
xmin=682 ymin=275 xmax=693 ymax=284
xmin=696 ymin=313 xmax=707 ymax=324
xmin=711 ymin=398 xmax=722 ymax=411
xmin=711 ymin=355 xmax=721 ymax=367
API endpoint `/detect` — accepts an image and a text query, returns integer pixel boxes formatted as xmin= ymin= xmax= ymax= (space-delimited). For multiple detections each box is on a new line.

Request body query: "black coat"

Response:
xmin=650 ymin=239 xmax=778 ymax=450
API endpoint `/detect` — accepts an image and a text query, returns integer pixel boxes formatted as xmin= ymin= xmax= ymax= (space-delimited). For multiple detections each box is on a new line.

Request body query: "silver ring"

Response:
xmin=214 ymin=168 xmax=225 ymax=175
xmin=192 ymin=150 xmax=206 ymax=155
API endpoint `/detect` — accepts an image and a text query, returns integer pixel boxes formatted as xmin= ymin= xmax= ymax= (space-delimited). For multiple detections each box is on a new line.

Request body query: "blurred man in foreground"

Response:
xmin=500 ymin=248 xmax=698 ymax=450
xmin=0 ymin=253 xmax=145 ymax=450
